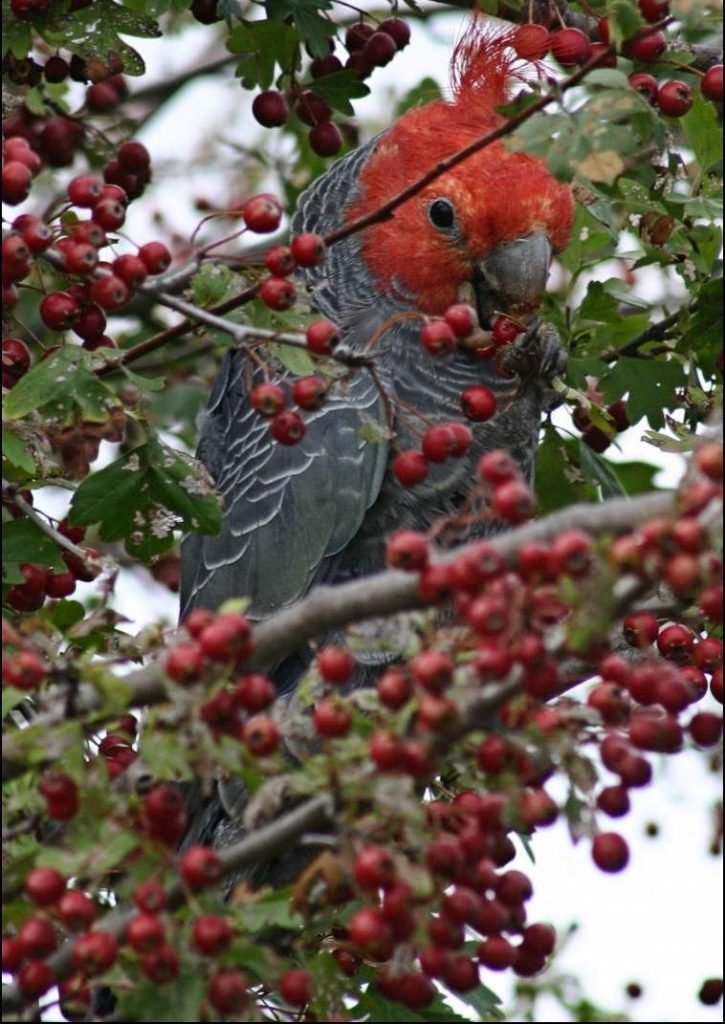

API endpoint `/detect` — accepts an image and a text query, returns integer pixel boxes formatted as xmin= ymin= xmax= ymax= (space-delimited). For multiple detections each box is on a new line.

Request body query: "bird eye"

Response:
xmin=428 ymin=198 xmax=456 ymax=230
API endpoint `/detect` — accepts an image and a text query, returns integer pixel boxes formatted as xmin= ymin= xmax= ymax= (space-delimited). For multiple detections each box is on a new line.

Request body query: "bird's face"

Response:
xmin=347 ymin=103 xmax=574 ymax=326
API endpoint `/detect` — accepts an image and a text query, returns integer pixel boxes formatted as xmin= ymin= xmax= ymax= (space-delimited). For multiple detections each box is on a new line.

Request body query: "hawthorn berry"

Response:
xmin=291 ymin=231 xmax=325 ymax=266
xmin=259 ymin=275 xmax=296 ymax=310
xmin=18 ymin=914 xmax=57 ymax=958
xmin=701 ymin=65 xmax=723 ymax=103
xmin=478 ymin=449 xmax=519 ymax=485
xmin=192 ymin=913 xmax=233 ymax=955
xmin=133 ymin=880 xmax=167 ymax=914
xmin=305 ymin=318 xmax=339 ymax=353
xmin=385 ymin=530 xmax=429 ymax=571
xmin=279 ymin=968 xmax=313 ymax=1007
xmin=140 ymin=943 xmax=179 ymax=983
xmin=420 ymin=319 xmax=457 ymax=357
xmin=40 ymin=291 xmax=79 ymax=330
xmin=461 ymin=385 xmax=497 ymax=421
xmin=58 ymin=890 xmax=97 ymax=931
xmin=379 ymin=17 xmax=411 ymax=49
xmin=265 ymin=245 xmax=295 ymax=277
xmin=657 ymin=80 xmax=694 ymax=117
xmin=550 ymin=27 xmax=592 ymax=66
xmin=354 ymin=845 xmax=396 ymax=890
xmin=292 ymin=375 xmax=327 ymax=410
xmin=625 ymin=28 xmax=667 ymax=62
xmin=242 ymin=193 xmax=283 ymax=233
xmin=18 ymin=960 xmax=55 ymax=998
xmin=512 ymin=24 xmax=551 ymax=60
xmin=178 ymin=845 xmax=223 ymax=889
xmin=24 ymin=866 xmax=66 ymax=906
xmin=592 ymin=832 xmax=630 ymax=872
xmin=126 ymin=912 xmax=165 ymax=953
xmin=243 ymin=715 xmax=281 ymax=755
xmin=198 ymin=612 xmax=253 ymax=662
xmin=492 ymin=479 xmax=535 ymax=523
xmin=3 ymin=649 xmax=48 ymax=689
xmin=317 ymin=644 xmax=355 ymax=684
xmin=208 ymin=969 xmax=249 ymax=1015
xmin=309 ymin=121 xmax=342 ymax=157
xmin=313 ymin=696 xmax=352 ymax=736
xmin=270 ymin=409 xmax=306 ymax=445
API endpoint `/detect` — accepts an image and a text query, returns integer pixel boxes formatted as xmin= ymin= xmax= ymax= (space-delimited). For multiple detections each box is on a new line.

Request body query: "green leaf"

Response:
xmin=68 ymin=439 xmax=222 ymax=562
xmin=601 ymin=356 xmax=687 ymax=429
xmin=269 ymin=341 xmax=315 ymax=377
xmin=118 ymin=971 xmax=207 ymax=1022
xmin=42 ymin=599 xmax=87 ymax=632
xmin=682 ymin=92 xmax=723 ymax=175
xmin=2 ymin=347 xmax=117 ymax=424
xmin=535 ymin=426 xmax=595 ymax=514
xmin=352 ymin=989 xmax=474 ymax=1022
xmin=233 ymin=886 xmax=303 ymax=932
xmin=2 ymin=518 xmax=65 ymax=575
xmin=267 ymin=0 xmax=333 ymax=58
xmin=38 ymin=0 xmax=160 ymax=76
xmin=227 ymin=19 xmax=299 ymax=89
xmin=611 ymin=459 xmax=658 ymax=496
xmin=578 ymin=442 xmax=627 ymax=499
xmin=121 ymin=366 xmax=166 ymax=392
xmin=1 ymin=9 xmax=32 ymax=59
xmin=2 ymin=427 xmax=36 ymax=476
xmin=2 ymin=686 xmax=27 ymax=718
xmin=310 ymin=70 xmax=370 ymax=115
xmin=396 ymin=76 xmax=442 ymax=117
xmin=191 ymin=263 xmax=236 ymax=307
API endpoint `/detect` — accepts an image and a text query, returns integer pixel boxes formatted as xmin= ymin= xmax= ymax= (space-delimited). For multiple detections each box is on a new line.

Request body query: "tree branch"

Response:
xmin=1 ymin=489 xmax=673 ymax=781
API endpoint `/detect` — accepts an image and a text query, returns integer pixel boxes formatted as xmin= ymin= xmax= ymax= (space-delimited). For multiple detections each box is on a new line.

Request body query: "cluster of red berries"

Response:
xmin=165 ymin=609 xmax=283 ymax=757
xmin=251 ymin=17 xmax=411 ymax=156
xmin=1 ymin=514 xmax=99 ymax=614
xmin=511 ymin=4 xmax=722 ymax=115
xmin=573 ymin=397 xmax=631 ymax=453
xmin=330 ymin=801 xmax=557 ymax=1011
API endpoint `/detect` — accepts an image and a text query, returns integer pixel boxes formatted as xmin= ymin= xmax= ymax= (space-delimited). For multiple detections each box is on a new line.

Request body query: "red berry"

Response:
xmin=597 ymin=784 xmax=631 ymax=817
xmin=393 ymin=449 xmax=429 ymax=486
xmin=90 ymin=274 xmax=130 ymax=311
xmin=478 ymin=449 xmax=519 ymax=485
xmin=233 ymin=672 xmax=275 ymax=712
xmin=113 ymin=253 xmax=148 ymax=289
xmin=117 ymin=140 xmax=150 ymax=173
xmin=292 ymin=374 xmax=327 ymax=410
xmin=178 ymin=844 xmax=223 ymax=889
xmin=243 ymin=714 xmax=281 ymax=755
xmin=348 ymin=907 xmax=394 ymax=959
xmin=492 ymin=479 xmax=535 ymax=523
xmin=87 ymin=81 xmax=121 ymax=111
xmin=625 ymin=29 xmax=667 ymax=62
xmin=39 ymin=769 xmax=78 ymax=819
xmin=311 ymin=54 xmax=344 ymax=78
xmin=478 ymin=934 xmax=516 ymax=970
xmin=19 ymin=914 xmax=57 ymax=958
xmin=460 ymin=385 xmax=496 ymax=421
xmin=656 ymin=622 xmax=695 ymax=661
xmin=377 ymin=667 xmax=412 ymax=709
xmin=309 ymin=121 xmax=342 ymax=157
xmin=550 ymin=27 xmax=592 ymax=66
xmin=291 ymin=231 xmax=325 ymax=267
xmin=279 ymin=968 xmax=313 ymax=1007
xmin=592 ymin=832 xmax=629 ymax=872
xmin=379 ymin=17 xmax=410 ymax=49
xmin=410 ymin=649 xmax=453 ymax=693
xmin=313 ymin=696 xmax=352 ymax=737
xmin=444 ymin=302 xmax=477 ymax=338
xmin=491 ymin=315 xmax=522 ymax=346
xmin=58 ymin=890 xmax=97 ymax=931
xmin=3 ymin=649 xmax=48 ymax=690
xmin=295 ymin=91 xmax=332 ymax=126
xmin=198 ymin=612 xmax=253 ymax=662
xmin=242 ymin=193 xmax=283 ymax=233
xmin=364 ymin=31 xmax=397 ymax=67
xmin=385 ymin=529 xmax=429 ymax=571
xmin=638 ymin=0 xmax=669 ymax=21
xmin=512 ymin=24 xmax=551 ymax=60
xmin=354 ymin=846 xmax=396 ymax=890
xmin=208 ymin=969 xmax=248 ymax=1015
xmin=192 ymin=913 xmax=233 ymax=955
xmin=306 ymin=318 xmax=339 ymax=353
xmin=252 ymin=89 xmax=289 ymax=128
xmin=549 ymin=528 xmax=594 ymax=578
xmin=422 ymin=424 xmax=457 ymax=463
xmin=656 ymin=80 xmax=694 ymax=117
xmin=695 ymin=440 xmax=723 ymax=481
xmin=126 ymin=912 xmax=165 ymax=953
xmin=265 ymin=245 xmax=295 ymax=277
xmin=133 ymin=880 xmax=167 ymax=913
xmin=2 ymin=160 xmax=33 ymax=204
xmin=250 ymin=381 xmax=286 ymax=417
xmin=270 ymin=409 xmax=306 ymax=445
xmin=698 ymin=978 xmax=724 ymax=1006
xmin=3 ymin=937 xmax=24 ymax=972
xmin=701 ymin=64 xmax=724 ymax=103
xmin=143 ymin=784 xmax=187 ymax=844
xmin=18 ymin=960 xmax=55 ymax=998
xmin=136 ymin=241 xmax=170 ymax=275
xmin=420 ymin=319 xmax=457 ymax=357
xmin=369 ymin=729 xmax=404 ymax=770
xmin=345 ymin=23 xmax=374 ymax=52
xmin=91 ymin=197 xmax=126 ymax=230
xmin=24 ymin=866 xmax=66 ymax=906
xmin=688 ymin=711 xmax=722 ymax=747
xmin=2 ymin=336 xmax=31 ymax=388
xmin=140 ymin=943 xmax=179 ymax=983
xmin=40 ymin=290 xmax=79 ymax=330
xmin=67 ymin=174 xmax=103 ymax=208
xmin=622 ymin=611 xmax=659 ymax=648
xmin=317 ymin=644 xmax=355 ymax=684
xmin=259 ymin=275 xmax=296 ymax=310
xmin=14 ymin=213 xmax=53 ymax=253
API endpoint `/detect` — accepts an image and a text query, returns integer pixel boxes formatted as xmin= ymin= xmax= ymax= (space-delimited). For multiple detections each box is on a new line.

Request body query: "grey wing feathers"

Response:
xmin=179 ymin=350 xmax=388 ymax=619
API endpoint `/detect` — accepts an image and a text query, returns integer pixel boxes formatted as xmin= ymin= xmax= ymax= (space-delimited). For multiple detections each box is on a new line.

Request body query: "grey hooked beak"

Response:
xmin=472 ymin=232 xmax=552 ymax=329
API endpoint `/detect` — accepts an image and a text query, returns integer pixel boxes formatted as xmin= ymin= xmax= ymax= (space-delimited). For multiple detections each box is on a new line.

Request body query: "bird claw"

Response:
xmin=499 ymin=319 xmax=567 ymax=387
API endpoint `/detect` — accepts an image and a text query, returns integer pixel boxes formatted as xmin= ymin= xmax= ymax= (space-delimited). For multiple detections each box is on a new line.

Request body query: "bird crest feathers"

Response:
xmin=450 ymin=17 xmax=536 ymax=114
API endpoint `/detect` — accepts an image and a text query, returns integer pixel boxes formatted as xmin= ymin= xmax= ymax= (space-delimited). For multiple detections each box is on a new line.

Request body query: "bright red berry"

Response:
xmin=270 ymin=409 xmax=306 ymax=445
xmin=24 ymin=866 xmax=66 ymax=906
xmin=512 ymin=23 xmax=551 ymax=60
xmin=701 ymin=64 xmax=724 ymax=103
xmin=178 ymin=845 xmax=223 ymax=889
xmin=290 ymin=231 xmax=325 ymax=267
xmin=550 ymin=27 xmax=592 ymax=66
xmin=242 ymin=193 xmax=283 ymax=233
xmin=592 ymin=832 xmax=630 ymax=872
xmin=656 ymin=80 xmax=694 ymax=117
xmin=279 ymin=968 xmax=313 ymax=1007
xmin=259 ymin=275 xmax=296 ymax=310
xmin=317 ymin=644 xmax=355 ymax=684
xmin=192 ymin=913 xmax=233 ymax=955
xmin=309 ymin=121 xmax=342 ymax=157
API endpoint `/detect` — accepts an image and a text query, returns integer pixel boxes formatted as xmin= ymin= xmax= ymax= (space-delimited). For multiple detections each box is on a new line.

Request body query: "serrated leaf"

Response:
xmin=191 ymin=263 xmax=235 ymax=307
xmin=2 ymin=518 xmax=65 ymax=575
xmin=118 ymin=971 xmax=207 ymax=1023
xmin=227 ymin=19 xmax=298 ymax=90
xmin=121 ymin=366 xmax=166 ymax=392
xmin=601 ymin=356 xmax=687 ymax=429
xmin=682 ymin=92 xmax=723 ymax=174
xmin=267 ymin=0 xmax=333 ymax=58
xmin=310 ymin=70 xmax=370 ymax=115
xmin=230 ymin=886 xmax=303 ymax=931
xmin=68 ymin=440 xmax=221 ymax=562
xmin=2 ymin=427 xmax=36 ymax=475
xmin=3 ymin=346 xmax=117 ymax=424
xmin=38 ymin=0 xmax=160 ymax=77
xmin=269 ymin=341 xmax=315 ymax=377
xmin=578 ymin=443 xmax=627 ymax=499
xmin=535 ymin=427 xmax=594 ymax=514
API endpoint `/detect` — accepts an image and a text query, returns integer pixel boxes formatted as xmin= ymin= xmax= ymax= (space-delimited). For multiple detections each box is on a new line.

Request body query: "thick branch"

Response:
xmin=0 ymin=794 xmax=334 ymax=1015
xmin=1 ymin=489 xmax=673 ymax=781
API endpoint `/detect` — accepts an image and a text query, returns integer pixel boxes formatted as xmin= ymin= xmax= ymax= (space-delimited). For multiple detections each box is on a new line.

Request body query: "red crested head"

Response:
xmin=345 ymin=18 xmax=574 ymax=319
